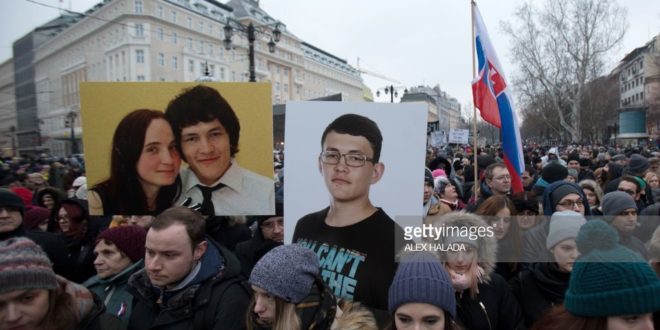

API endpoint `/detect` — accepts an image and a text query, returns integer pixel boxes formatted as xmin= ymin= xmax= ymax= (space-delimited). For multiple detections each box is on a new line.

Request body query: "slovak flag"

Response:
xmin=471 ymin=3 xmax=524 ymax=193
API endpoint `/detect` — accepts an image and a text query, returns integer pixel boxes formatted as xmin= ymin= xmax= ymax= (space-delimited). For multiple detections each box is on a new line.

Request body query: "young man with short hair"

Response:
xmin=165 ymin=85 xmax=274 ymax=216
xmin=601 ymin=191 xmax=648 ymax=259
xmin=292 ymin=113 xmax=404 ymax=326
xmin=127 ymin=206 xmax=249 ymax=329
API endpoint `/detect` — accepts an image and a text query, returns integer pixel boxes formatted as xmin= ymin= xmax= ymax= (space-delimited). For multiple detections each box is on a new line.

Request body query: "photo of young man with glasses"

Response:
xmin=291 ymin=113 xmax=406 ymax=327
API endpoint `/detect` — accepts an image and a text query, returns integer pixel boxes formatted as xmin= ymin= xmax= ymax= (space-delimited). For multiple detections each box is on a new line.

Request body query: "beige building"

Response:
xmin=7 ymin=0 xmax=364 ymax=156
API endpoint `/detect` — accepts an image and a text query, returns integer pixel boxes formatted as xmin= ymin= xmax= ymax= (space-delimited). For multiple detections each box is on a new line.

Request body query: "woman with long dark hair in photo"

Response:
xmin=89 ymin=109 xmax=181 ymax=216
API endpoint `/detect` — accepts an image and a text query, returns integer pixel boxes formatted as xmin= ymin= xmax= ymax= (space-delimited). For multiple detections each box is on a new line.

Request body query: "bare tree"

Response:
xmin=502 ymin=0 xmax=627 ymax=142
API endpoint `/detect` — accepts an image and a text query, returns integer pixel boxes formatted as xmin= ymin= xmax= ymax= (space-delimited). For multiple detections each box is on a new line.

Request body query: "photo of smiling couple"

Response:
xmin=81 ymin=83 xmax=275 ymax=217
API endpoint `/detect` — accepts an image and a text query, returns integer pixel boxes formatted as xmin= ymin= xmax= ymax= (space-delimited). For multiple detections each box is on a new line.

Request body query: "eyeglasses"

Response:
xmin=493 ymin=175 xmax=511 ymax=181
xmin=556 ymin=199 xmax=584 ymax=209
xmin=320 ymin=151 xmax=374 ymax=167
xmin=617 ymin=188 xmax=636 ymax=196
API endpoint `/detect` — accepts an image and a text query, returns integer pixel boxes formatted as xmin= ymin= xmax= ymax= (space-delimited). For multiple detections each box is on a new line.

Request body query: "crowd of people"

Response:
xmin=1 ymin=84 xmax=659 ymax=329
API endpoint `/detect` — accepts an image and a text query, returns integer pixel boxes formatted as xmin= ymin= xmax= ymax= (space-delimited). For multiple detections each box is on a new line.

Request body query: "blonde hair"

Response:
xmin=246 ymin=295 xmax=300 ymax=330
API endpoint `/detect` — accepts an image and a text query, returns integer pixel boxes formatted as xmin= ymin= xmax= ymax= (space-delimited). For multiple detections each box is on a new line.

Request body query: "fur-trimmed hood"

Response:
xmin=427 ymin=211 xmax=497 ymax=281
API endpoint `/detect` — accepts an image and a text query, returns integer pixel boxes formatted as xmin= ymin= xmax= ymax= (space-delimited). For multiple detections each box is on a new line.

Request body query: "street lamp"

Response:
xmin=223 ymin=20 xmax=282 ymax=82
xmin=66 ymin=111 xmax=79 ymax=155
xmin=375 ymin=85 xmax=408 ymax=103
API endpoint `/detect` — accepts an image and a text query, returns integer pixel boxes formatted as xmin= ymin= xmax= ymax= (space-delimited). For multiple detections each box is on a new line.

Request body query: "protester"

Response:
xmin=22 ymin=206 xmax=50 ymax=232
xmin=601 ymin=191 xmax=648 ymax=259
xmin=247 ymin=244 xmax=377 ymax=330
xmin=36 ymin=186 xmax=65 ymax=231
xmin=532 ymin=161 xmax=568 ymax=198
xmin=83 ymin=225 xmax=147 ymax=324
xmin=57 ymin=199 xmax=96 ymax=283
xmin=89 ymin=109 xmax=182 ymax=216
xmin=431 ymin=212 xmax=525 ymax=329
xmin=532 ymin=220 xmax=660 ymax=329
xmin=0 ymin=237 xmax=124 ymax=330
xmin=0 ymin=188 xmax=72 ymax=279
xmin=387 ymin=252 xmax=459 ymax=330
xmin=578 ymin=179 xmax=603 ymax=215
xmin=127 ymin=206 xmax=249 ymax=329
xmin=466 ymin=162 xmax=511 ymax=211
xmin=522 ymin=181 xmax=591 ymax=263
xmin=511 ymin=192 xmax=541 ymax=232
xmin=475 ymin=195 xmax=523 ymax=280
xmin=235 ymin=202 xmax=284 ymax=278
xmin=511 ymin=210 xmax=586 ymax=327
xmin=423 ymin=168 xmax=441 ymax=218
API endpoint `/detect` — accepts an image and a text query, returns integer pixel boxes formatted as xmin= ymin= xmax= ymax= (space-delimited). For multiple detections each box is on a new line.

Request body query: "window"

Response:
xmin=208 ymin=24 xmax=213 ymax=35
xmin=187 ymin=37 xmax=192 ymax=49
xmin=158 ymin=53 xmax=164 ymax=66
xmin=275 ymin=82 xmax=280 ymax=91
xmin=209 ymin=64 xmax=215 ymax=77
xmin=198 ymin=21 xmax=203 ymax=32
xmin=187 ymin=17 xmax=192 ymax=28
xmin=134 ymin=0 xmax=143 ymax=13
xmin=200 ymin=62 xmax=206 ymax=74
xmin=189 ymin=60 xmax=195 ymax=72
xmin=198 ymin=40 xmax=203 ymax=52
xmin=171 ymin=11 xmax=177 ymax=23
xmin=136 ymin=49 xmax=144 ymax=63
xmin=208 ymin=44 xmax=213 ymax=56
xmin=157 ymin=5 xmax=163 ymax=17
xmin=137 ymin=75 xmax=145 ymax=81
xmin=157 ymin=28 xmax=164 ymax=40
xmin=135 ymin=24 xmax=144 ymax=37
xmin=284 ymin=84 xmax=288 ymax=93
xmin=172 ymin=56 xmax=178 ymax=69
xmin=172 ymin=32 xmax=177 ymax=44
xmin=220 ymin=67 xmax=225 ymax=80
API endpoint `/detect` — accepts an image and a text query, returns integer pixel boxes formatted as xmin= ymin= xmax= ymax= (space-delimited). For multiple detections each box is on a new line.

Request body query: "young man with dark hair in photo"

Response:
xmin=165 ymin=85 xmax=274 ymax=216
xmin=292 ymin=113 xmax=405 ymax=327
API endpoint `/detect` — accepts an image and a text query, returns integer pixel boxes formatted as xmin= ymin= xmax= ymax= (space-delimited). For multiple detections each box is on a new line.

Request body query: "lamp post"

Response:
xmin=223 ymin=20 xmax=282 ymax=82
xmin=375 ymin=85 xmax=407 ymax=103
xmin=66 ymin=111 xmax=79 ymax=155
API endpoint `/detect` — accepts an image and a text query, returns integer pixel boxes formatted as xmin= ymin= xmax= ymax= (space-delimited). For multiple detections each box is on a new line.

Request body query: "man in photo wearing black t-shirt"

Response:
xmin=292 ymin=113 xmax=404 ymax=326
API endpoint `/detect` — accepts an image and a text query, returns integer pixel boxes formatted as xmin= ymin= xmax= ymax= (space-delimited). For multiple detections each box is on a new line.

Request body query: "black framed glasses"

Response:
xmin=617 ymin=188 xmax=636 ymax=196
xmin=320 ymin=151 xmax=374 ymax=167
xmin=556 ymin=199 xmax=584 ymax=209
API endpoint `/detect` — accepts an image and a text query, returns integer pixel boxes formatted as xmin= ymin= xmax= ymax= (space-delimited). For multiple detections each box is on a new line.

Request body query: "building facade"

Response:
xmin=613 ymin=33 xmax=660 ymax=144
xmin=7 ymin=0 xmax=364 ymax=156
xmin=401 ymin=85 xmax=463 ymax=141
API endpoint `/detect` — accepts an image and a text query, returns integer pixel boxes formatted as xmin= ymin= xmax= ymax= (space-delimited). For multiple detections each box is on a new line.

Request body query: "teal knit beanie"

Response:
xmin=564 ymin=220 xmax=660 ymax=317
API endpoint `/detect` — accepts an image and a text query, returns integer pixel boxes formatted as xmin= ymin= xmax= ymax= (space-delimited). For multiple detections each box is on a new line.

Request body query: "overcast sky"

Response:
xmin=1 ymin=0 xmax=658 ymax=111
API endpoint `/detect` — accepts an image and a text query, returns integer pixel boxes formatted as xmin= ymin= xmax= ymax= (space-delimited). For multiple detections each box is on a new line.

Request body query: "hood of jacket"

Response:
xmin=428 ymin=212 xmax=497 ymax=281
xmin=542 ymin=181 xmax=591 ymax=216
xmin=128 ymin=237 xmax=240 ymax=308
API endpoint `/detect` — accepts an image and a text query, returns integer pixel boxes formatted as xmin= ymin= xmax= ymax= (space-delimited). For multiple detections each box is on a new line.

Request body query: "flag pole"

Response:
xmin=471 ymin=0 xmax=479 ymax=200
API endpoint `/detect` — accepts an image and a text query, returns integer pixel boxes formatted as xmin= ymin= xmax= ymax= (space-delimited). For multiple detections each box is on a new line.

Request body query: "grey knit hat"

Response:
xmin=547 ymin=210 xmax=587 ymax=249
xmin=0 ymin=237 xmax=57 ymax=294
xmin=388 ymin=252 xmax=456 ymax=319
xmin=249 ymin=244 xmax=319 ymax=304
xmin=601 ymin=191 xmax=637 ymax=218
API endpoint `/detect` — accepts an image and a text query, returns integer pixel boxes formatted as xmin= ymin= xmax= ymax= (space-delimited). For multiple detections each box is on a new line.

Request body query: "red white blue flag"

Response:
xmin=471 ymin=3 xmax=524 ymax=192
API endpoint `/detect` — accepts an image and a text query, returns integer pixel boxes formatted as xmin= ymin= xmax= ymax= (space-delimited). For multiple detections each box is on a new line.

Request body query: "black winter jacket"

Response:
xmin=510 ymin=262 xmax=570 ymax=328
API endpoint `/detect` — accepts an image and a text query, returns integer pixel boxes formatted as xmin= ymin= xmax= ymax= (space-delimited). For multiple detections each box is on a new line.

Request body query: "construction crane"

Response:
xmin=356 ymin=57 xmax=406 ymax=102
xmin=356 ymin=57 xmax=401 ymax=84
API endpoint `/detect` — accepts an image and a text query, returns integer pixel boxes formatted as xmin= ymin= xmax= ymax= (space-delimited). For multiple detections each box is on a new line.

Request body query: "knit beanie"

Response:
xmin=0 ymin=237 xmax=57 ymax=295
xmin=567 ymin=153 xmax=580 ymax=163
xmin=23 ymin=206 xmax=50 ymax=231
xmin=612 ymin=154 xmax=626 ymax=162
xmin=0 ymin=188 xmax=25 ymax=216
xmin=249 ymin=244 xmax=319 ymax=304
xmin=627 ymin=154 xmax=649 ymax=174
xmin=567 ymin=168 xmax=578 ymax=181
xmin=254 ymin=202 xmax=284 ymax=226
xmin=542 ymin=161 xmax=568 ymax=184
xmin=564 ymin=220 xmax=660 ymax=317
xmin=546 ymin=210 xmax=586 ymax=249
xmin=388 ymin=252 xmax=456 ymax=319
xmin=550 ymin=184 xmax=582 ymax=208
xmin=96 ymin=225 xmax=147 ymax=262
xmin=10 ymin=187 xmax=33 ymax=208
xmin=601 ymin=191 xmax=637 ymax=217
